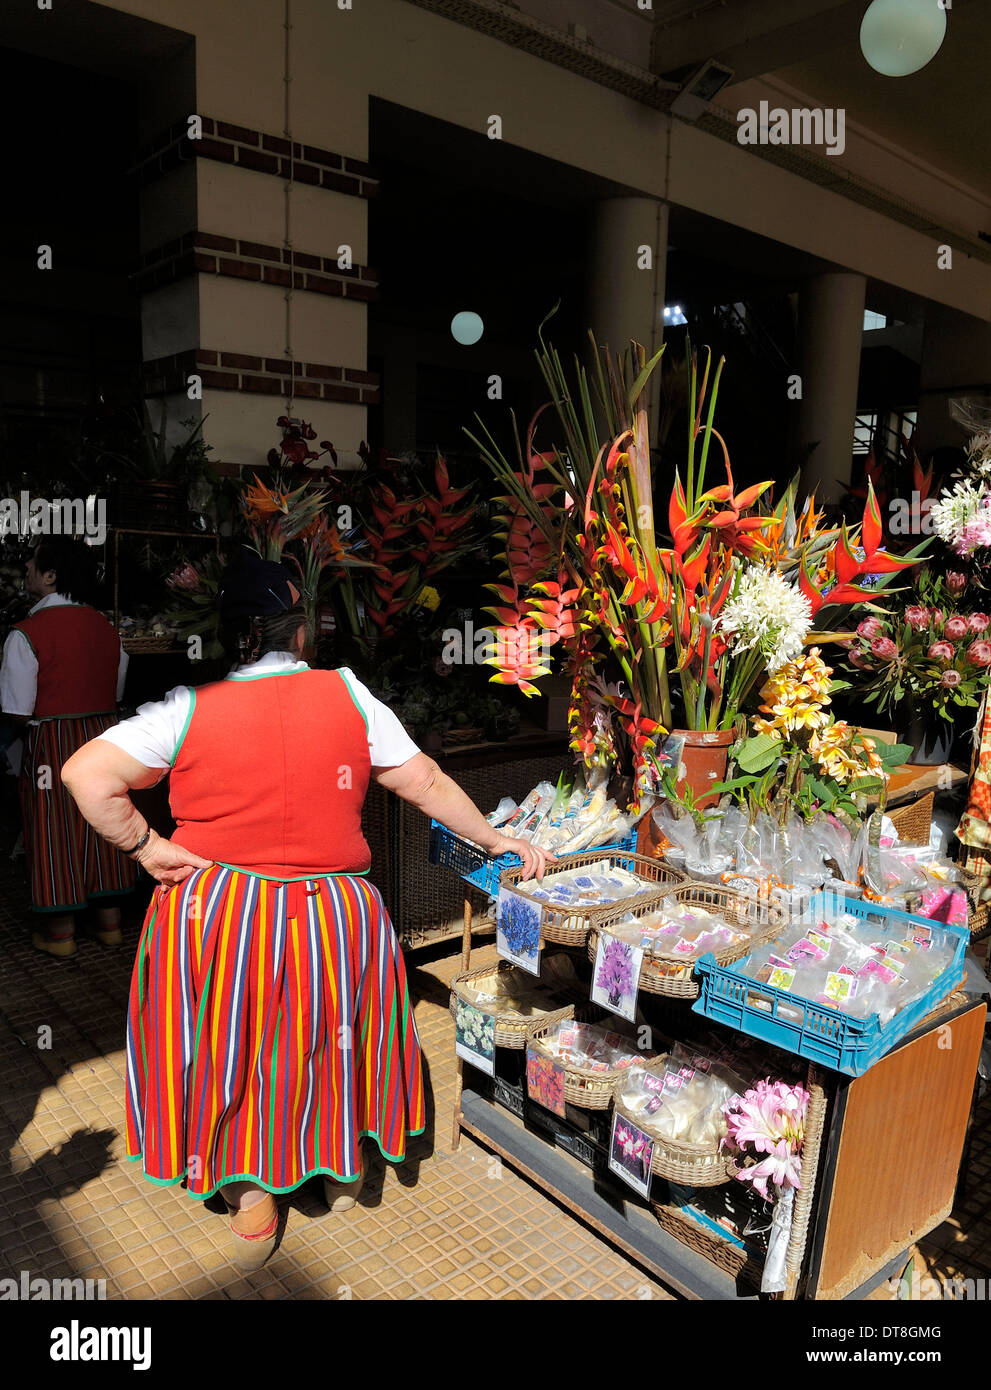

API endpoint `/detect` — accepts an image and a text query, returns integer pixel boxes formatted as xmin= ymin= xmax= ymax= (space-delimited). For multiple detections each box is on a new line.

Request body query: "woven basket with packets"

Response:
xmin=612 ymin=1053 xmax=738 ymax=1186
xmin=449 ymin=960 xmax=587 ymax=1050
xmin=524 ymin=1016 xmax=660 ymax=1110
xmin=500 ymin=850 xmax=687 ymax=949
xmin=588 ymin=881 xmax=787 ymax=1001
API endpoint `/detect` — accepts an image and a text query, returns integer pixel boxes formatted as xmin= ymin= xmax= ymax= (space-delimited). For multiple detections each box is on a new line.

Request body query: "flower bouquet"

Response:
xmin=722 ymin=1078 xmax=811 ymax=1294
xmin=468 ymin=324 xmax=923 ymax=814
xmin=841 ymin=569 xmax=991 ymax=759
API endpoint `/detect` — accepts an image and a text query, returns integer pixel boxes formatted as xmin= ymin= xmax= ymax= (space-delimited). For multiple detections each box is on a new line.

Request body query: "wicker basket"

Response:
xmin=525 ymin=1016 xmax=658 ymax=1111
xmin=449 ymin=960 xmax=583 ymax=1049
xmin=121 ymin=636 xmax=178 ymax=654
xmin=612 ymin=1057 xmax=737 ymax=1187
xmin=652 ymin=1063 xmax=830 ymax=1297
xmin=653 ymin=1201 xmax=766 ymax=1286
xmin=442 ymin=727 xmax=485 ymax=748
xmin=888 ymin=792 xmax=934 ymax=846
xmin=500 ymin=851 xmax=687 ymax=949
xmin=588 ymin=881 xmax=787 ymax=1001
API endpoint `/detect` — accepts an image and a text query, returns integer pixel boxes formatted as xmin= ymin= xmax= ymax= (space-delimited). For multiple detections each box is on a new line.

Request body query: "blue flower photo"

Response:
xmin=496 ymin=888 xmax=542 ymax=972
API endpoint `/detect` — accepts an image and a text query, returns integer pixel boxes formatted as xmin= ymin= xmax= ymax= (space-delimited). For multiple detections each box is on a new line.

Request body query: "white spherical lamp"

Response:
xmin=450 ymin=311 xmax=484 ymax=345
xmin=860 ymin=0 xmax=947 ymax=77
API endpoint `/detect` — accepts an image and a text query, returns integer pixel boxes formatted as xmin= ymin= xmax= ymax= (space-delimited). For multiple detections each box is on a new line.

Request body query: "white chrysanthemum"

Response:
xmin=929 ymin=479 xmax=991 ymax=549
xmin=718 ymin=567 xmax=812 ymax=673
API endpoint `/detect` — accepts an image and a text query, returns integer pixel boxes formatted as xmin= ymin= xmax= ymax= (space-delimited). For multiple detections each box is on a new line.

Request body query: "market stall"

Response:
xmin=430 ymin=337 xmax=991 ymax=1300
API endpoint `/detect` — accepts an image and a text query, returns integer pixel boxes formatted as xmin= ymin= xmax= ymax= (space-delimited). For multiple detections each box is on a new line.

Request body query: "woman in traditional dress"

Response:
xmin=0 ymin=538 xmax=135 ymax=957
xmin=62 ymin=551 xmax=549 ymax=1267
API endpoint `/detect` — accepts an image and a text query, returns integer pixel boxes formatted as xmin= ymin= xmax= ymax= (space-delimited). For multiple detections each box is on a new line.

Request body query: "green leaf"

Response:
xmin=736 ymin=733 xmax=784 ymax=774
xmin=847 ymin=774 xmax=885 ymax=795
xmin=876 ymin=742 xmax=914 ymax=767
xmin=897 ymin=1255 xmax=915 ymax=1301
xmin=711 ymin=774 xmax=759 ymax=795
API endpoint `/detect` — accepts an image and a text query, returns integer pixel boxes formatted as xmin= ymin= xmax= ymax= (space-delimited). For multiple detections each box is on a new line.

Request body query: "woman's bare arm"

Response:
xmin=61 ymin=740 xmax=213 ymax=887
xmin=374 ymin=753 xmax=552 ymax=880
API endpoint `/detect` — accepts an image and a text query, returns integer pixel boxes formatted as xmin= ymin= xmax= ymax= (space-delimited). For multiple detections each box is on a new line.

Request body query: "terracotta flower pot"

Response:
xmin=636 ymin=726 xmax=736 ymax=856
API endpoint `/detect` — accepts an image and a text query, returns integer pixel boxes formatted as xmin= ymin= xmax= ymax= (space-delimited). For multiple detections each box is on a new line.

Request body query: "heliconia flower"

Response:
xmin=945 ymin=616 xmax=969 ymax=641
xmin=870 ymin=636 xmax=897 ymax=661
xmin=903 ymin=606 xmax=929 ymax=631
xmin=929 ymin=641 xmax=954 ymax=662
xmin=942 ymin=669 xmax=962 ymax=687
xmin=857 ymin=617 xmax=883 ymax=639
xmin=968 ymin=612 xmax=990 ymax=633
xmin=967 ymin=641 xmax=991 ymax=668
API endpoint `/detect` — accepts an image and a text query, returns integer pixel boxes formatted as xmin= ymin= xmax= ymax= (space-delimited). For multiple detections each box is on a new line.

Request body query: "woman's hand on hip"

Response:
xmin=488 ymin=833 xmax=554 ymax=882
xmin=135 ymin=830 xmax=214 ymax=887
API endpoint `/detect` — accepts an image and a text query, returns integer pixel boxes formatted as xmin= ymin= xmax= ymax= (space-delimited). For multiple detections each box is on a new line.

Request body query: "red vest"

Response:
xmin=14 ymin=604 xmax=121 ymax=717
xmin=169 ymin=668 xmax=372 ymax=878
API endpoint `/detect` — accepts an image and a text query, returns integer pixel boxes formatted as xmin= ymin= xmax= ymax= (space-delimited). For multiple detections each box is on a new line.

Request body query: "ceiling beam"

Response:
xmin=651 ymin=0 xmax=862 ymax=81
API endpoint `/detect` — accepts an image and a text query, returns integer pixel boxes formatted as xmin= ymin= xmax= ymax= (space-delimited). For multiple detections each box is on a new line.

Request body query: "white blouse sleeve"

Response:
xmin=338 ymin=668 xmax=421 ymax=768
xmin=96 ymin=685 xmax=194 ymax=772
xmin=0 ymin=629 xmax=38 ymax=717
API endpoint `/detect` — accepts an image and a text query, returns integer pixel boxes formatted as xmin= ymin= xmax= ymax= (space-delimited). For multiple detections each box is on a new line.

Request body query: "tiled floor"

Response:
xmin=0 ymin=856 xmax=988 ymax=1301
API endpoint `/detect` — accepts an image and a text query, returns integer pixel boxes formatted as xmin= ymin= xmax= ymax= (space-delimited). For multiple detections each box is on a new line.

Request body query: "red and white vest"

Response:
xmin=169 ymin=668 xmax=372 ymax=878
xmin=14 ymin=605 xmax=121 ymax=718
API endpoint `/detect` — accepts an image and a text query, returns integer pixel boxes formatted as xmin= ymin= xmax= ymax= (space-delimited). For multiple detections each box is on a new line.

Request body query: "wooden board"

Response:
xmin=808 ymin=1001 xmax=985 ymax=1300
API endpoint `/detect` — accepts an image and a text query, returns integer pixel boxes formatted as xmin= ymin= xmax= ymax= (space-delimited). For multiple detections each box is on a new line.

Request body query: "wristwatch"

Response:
xmin=124 ymin=828 xmax=152 ymax=856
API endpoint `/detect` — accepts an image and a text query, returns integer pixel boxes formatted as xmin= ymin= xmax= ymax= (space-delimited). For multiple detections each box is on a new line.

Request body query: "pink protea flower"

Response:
xmin=870 ymin=636 xmax=897 ymax=661
xmin=931 ymin=608 xmax=945 ymax=627
xmin=904 ymin=606 xmax=929 ymax=631
xmin=967 ymin=641 xmax=991 ymax=668
xmin=947 ymin=572 xmax=968 ymax=595
xmin=929 ymin=641 xmax=954 ymax=662
xmin=942 ymin=669 xmax=963 ymax=688
xmin=945 ymin=616 xmax=969 ymax=641
xmin=165 ymin=562 xmax=201 ymax=593
xmin=848 ymin=648 xmax=871 ymax=669
xmin=968 ymin=612 xmax=990 ymax=634
xmin=857 ymin=617 xmax=883 ymax=640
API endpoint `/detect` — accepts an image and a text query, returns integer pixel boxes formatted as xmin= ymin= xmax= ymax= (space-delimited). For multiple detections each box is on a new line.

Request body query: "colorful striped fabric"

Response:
xmin=20 ymin=715 xmax=138 ymax=912
xmin=125 ymin=866 xmax=426 ymax=1198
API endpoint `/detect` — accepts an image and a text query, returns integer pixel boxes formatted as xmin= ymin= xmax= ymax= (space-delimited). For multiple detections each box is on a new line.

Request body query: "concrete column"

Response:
xmin=585 ymin=197 xmax=668 ymax=428
xmin=794 ymin=271 xmax=867 ymax=501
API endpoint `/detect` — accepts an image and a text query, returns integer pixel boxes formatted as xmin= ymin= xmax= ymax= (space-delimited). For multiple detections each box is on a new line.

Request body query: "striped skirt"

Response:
xmin=20 ymin=715 xmax=138 ymax=912
xmin=125 ymin=866 xmax=426 ymax=1199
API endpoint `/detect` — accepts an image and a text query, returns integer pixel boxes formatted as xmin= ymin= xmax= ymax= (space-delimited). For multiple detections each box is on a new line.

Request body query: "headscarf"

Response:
xmin=216 ymin=547 xmax=301 ymax=665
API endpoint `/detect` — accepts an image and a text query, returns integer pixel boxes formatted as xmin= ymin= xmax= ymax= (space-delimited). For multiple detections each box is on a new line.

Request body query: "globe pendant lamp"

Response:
xmin=860 ymin=0 xmax=947 ymax=77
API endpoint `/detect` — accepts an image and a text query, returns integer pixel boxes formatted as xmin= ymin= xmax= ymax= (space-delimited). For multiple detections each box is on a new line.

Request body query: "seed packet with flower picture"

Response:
xmin=608 ymin=1111 xmax=655 ymax=1198
xmin=591 ymin=934 xmax=644 ymax=1021
xmin=496 ymin=886 xmax=543 ymax=976
xmin=454 ymin=1000 xmax=496 ymax=1076
xmin=526 ymin=1047 xmax=566 ymax=1117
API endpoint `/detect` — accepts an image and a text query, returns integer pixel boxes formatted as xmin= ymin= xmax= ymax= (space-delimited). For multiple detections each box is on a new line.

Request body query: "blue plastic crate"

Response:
xmin=428 ymin=820 xmax=637 ymax=896
xmin=691 ymin=891 xmax=968 ymax=1077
